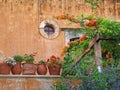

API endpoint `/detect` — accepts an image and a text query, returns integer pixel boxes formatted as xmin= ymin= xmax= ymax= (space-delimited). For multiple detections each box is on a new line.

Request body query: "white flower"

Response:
xmin=10 ymin=57 xmax=15 ymax=61
xmin=12 ymin=62 xmax=16 ymax=65
xmin=83 ymin=19 xmax=90 ymax=23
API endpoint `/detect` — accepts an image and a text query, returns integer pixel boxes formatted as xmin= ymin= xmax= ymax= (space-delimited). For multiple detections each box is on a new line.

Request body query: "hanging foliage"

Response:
xmin=52 ymin=0 xmax=120 ymax=89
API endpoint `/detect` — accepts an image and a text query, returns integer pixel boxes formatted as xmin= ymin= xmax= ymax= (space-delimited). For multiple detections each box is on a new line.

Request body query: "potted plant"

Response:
xmin=11 ymin=55 xmax=23 ymax=75
xmin=37 ymin=60 xmax=47 ymax=75
xmin=22 ymin=53 xmax=37 ymax=75
xmin=47 ymin=55 xmax=62 ymax=75
xmin=0 ymin=57 xmax=16 ymax=75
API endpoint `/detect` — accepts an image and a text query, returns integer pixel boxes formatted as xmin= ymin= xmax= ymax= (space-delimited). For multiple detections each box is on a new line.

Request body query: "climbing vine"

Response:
xmin=53 ymin=14 xmax=120 ymax=90
xmin=52 ymin=0 xmax=120 ymax=90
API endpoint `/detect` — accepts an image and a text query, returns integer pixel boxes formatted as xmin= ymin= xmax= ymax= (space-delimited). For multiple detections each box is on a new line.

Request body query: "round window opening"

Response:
xmin=39 ymin=19 xmax=60 ymax=39
xmin=44 ymin=25 xmax=55 ymax=35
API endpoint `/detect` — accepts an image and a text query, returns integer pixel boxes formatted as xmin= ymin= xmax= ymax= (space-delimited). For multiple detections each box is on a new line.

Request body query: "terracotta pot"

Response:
xmin=37 ymin=64 xmax=47 ymax=75
xmin=11 ymin=62 xmax=22 ymax=75
xmin=22 ymin=63 xmax=37 ymax=75
xmin=0 ymin=63 xmax=11 ymax=75
xmin=48 ymin=64 xmax=61 ymax=75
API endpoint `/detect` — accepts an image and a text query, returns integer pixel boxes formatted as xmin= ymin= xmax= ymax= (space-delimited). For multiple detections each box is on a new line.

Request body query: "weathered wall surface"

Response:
xmin=0 ymin=0 xmax=120 ymax=90
xmin=39 ymin=0 xmax=120 ymax=27
xmin=0 ymin=0 xmax=120 ymax=61
xmin=0 ymin=0 xmax=65 ymax=61
xmin=0 ymin=75 xmax=59 ymax=90
xmin=98 ymin=0 xmax=120 ymax=21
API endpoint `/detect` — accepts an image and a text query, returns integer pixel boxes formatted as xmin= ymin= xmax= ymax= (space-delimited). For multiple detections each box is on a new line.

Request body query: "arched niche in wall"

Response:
xmin=39 ymin=19 xmax=60 ymax=39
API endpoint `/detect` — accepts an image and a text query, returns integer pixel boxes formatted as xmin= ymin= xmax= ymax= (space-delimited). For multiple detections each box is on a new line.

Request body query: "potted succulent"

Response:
xmin=37 ymin=60 xmax=47 ymax=75
xmin=22 ymin=53 xmax=37 ymax=75
xmin=0 ymin=57 xmax=16 ymax=75
xmin=47 ymin=55 xmax=62 ymax=75
xmin=11 ymin=55 xmax=23 ymax=75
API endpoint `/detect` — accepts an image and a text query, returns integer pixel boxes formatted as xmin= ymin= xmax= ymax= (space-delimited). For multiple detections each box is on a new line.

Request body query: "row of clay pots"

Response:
xmin=0 ymin=62 xmax=61 ymax=75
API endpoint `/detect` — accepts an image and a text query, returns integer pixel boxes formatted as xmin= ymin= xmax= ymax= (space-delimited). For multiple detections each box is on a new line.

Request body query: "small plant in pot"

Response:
xmin=37 ymin=60 xmax=47 ymax=75
xmin=47 ymin=55 xmax=62 ymax=75
xmin=22 ymin=53 xmax=37 ymax=75
xmin=11 ymin=55 xmax=23 ymax=75
xmin=0 ymin=57 xmax=16 ymax=75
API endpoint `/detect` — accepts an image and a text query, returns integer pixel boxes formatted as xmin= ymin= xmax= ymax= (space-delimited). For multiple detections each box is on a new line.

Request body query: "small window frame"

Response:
xmin=39 ymin=19 xmax=60 ymax=39
xmin=44 ymin=25 xmax=55 ymax=35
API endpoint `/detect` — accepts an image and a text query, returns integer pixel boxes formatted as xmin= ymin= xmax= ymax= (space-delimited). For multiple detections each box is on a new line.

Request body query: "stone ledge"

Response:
xmin=0 ymin=75 xmax=61 ymax=78
xmin=0 ymin=75 xmax=60 ymax=90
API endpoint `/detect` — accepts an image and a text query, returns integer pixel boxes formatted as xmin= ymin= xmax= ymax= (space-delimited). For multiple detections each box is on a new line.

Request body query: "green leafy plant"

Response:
xmin=23 ymin=53 xmax=36 ymax=63
xmin=4 ymin=57 xmax=16 ymax=66
xmin=77 ymin=14 xmax=120 ymax=39
xmin=52 ymin=0 xmax=120 ymax=89
xmin=38 ymin=60 xmax=46 ymax=64
xmin=53 ymin=44 xmax=120 ymax=89
xmin=52 ymin=13 xmax=120 ymax=89
xmin=13 ymin=55 xmax=23 ymax=62
xmin=47 ymin=55 xmax=61 ymax=70
xmin=101 ymin=40 xmax=120 ymax=68
xmin=97 ymin=18 xmax=120 ymax=37
xmin=85 ymin=0 xmax=99 ymax=10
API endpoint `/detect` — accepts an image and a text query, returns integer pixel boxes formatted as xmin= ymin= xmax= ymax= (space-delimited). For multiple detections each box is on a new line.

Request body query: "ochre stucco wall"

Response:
xmin=0 ymin=0 xmax=120 ymax=61
xmin=0 ymin=0 xmax=65 ymax=61
xmin=0 ymin=0 xmax=120 ymax=90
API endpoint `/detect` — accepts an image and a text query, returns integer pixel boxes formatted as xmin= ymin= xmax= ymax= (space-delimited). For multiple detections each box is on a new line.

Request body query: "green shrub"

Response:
xmin=13 ymin=55 xmax=23 ymax=62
